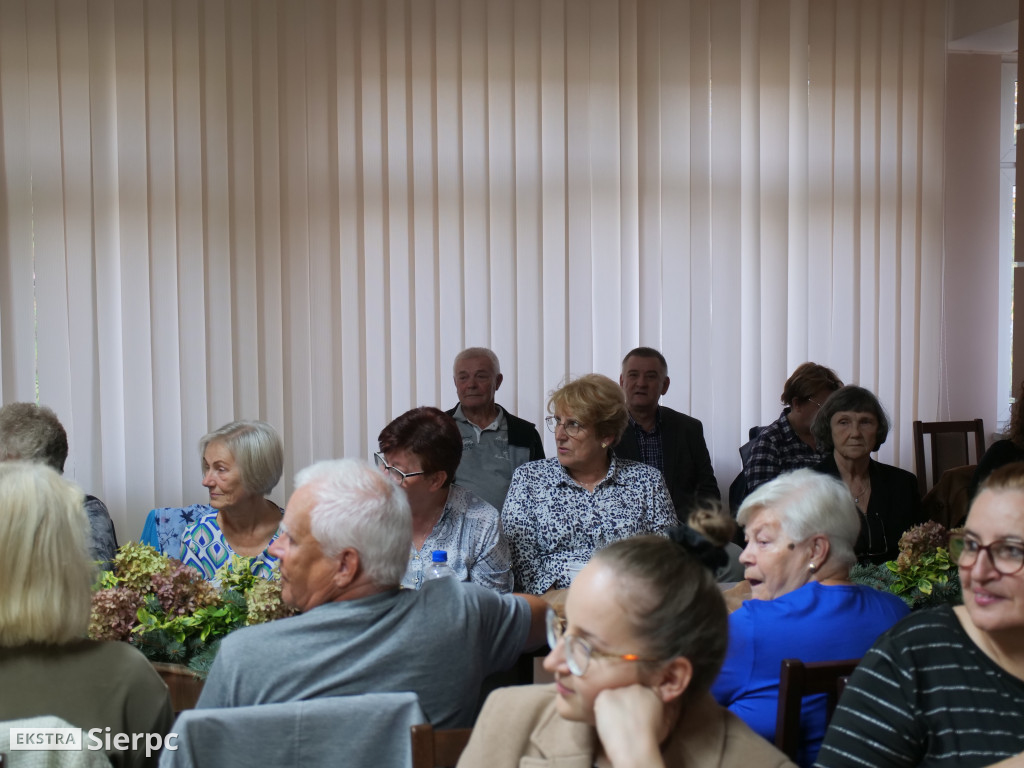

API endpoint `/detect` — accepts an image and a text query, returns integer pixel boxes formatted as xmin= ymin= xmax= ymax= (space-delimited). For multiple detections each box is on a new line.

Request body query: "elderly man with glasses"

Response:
xmin=195 ymin=457 xmax=547 ymax=728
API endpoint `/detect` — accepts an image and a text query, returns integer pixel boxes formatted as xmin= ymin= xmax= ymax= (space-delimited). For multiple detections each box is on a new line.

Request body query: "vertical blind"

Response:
xmin=0 ymin=0 xmax=946 ymax=537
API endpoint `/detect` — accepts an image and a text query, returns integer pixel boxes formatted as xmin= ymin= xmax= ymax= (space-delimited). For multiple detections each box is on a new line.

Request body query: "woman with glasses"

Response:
xmin=809 ymin=385 xmax=923 ymax=564
xmin=458 ymin=535 xmax=796 ymax=767
xmin=712 ymin=469 xmax=908 ymax=768
xmin=376 ymin=406 xmax=513 ymax=593
xmin=501 ymin=374 xmax=677 ymax=594
xmin=817 ymin=461 xmax=1024 ymax=767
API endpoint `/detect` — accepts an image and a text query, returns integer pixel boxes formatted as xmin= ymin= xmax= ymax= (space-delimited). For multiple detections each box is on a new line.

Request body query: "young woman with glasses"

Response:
xmin=458 ymin=535 xmax=796 ymax=768
xmin=817 ymin=461 xmax=1024 ymax=768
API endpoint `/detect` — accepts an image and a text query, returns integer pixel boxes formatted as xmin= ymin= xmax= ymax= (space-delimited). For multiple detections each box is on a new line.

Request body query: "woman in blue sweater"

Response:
xmin=711 ymin=469 xmax=907 ymax=768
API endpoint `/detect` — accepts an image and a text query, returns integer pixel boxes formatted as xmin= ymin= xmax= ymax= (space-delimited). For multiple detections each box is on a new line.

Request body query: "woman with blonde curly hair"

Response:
xmin=0 ymin=462 xmax=172 ymax=768
xmin=502 ymin=374 xmax=677 ymax=594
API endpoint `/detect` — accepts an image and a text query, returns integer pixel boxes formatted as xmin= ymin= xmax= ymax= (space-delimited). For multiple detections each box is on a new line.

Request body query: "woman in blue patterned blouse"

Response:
xmin=501 ymin=373 xmax=678 ymax=594
xmin=179 ymin=420 xmax=284 ymax=581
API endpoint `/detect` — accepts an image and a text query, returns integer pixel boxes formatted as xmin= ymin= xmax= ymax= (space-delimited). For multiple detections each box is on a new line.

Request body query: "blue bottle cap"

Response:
xmin=431 ymin=550 xmax=448 ymax=563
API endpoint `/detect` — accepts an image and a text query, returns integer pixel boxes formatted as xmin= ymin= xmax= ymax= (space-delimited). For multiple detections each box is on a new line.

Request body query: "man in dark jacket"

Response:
xmin=445 ymin=347 xmax=544 ymax=510
xmin=615 ymin=347 xmax=719 ymax=516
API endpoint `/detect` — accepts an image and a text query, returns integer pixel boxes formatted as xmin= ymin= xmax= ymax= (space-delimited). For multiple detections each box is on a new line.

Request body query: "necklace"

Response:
xmin=849 ymin=478 xmax=871 ymax=506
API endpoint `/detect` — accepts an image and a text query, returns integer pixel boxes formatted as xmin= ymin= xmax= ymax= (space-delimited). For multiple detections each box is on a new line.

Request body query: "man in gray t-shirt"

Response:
xmin=196 ymin=458 xmax=546 ymax=727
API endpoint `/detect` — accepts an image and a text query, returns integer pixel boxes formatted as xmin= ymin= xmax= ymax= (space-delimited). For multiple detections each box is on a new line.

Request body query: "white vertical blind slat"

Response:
xmin=28 ymin=0 xmax=73 ymax=432
xmin=113 ymin=0 xmax=158 ymax=522
xmin=512 ymin=0 xmax=546 ymax=424
xmin=336 ymin=0 xmax=367 ymax=460
xmin=487 ymin=0 xmax=518 ymax=404
xmin=143 ymin=0 xmax=185 ymax=504
xmin=173 ymin=0 xmax=210 ymax=499
xmin=227 ymin=1 xmax=262 ymax=424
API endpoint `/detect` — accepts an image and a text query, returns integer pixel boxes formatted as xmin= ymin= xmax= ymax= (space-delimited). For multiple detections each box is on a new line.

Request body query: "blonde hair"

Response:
xmin=548 ymin=374 xmax=629 ymax=445
xmin=0 ymin=462 xmax=92 ymax=646
xmin=687 ymin=500 xmax=737 ymax=549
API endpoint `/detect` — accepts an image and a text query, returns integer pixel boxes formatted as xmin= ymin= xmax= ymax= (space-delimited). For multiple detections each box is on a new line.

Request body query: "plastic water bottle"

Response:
xmin=424 ymin=550 xmax=456 ymax=581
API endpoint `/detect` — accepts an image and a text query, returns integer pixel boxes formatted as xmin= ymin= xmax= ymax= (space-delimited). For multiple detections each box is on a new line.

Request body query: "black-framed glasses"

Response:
xmin=949 ymin=534 xmax=1024 ymax=575
xmin=545 ymin=608 xmax=658 ymax=676
xmin=862 ymin=510 xmax=889 ymax=559
xmin=373 ymin=452 xmax=426 ymax=486
xmin=544 ymin=415 xmax=585 ymax=438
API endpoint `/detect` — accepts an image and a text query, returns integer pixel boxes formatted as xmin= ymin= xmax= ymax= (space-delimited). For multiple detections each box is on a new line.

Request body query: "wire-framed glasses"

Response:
xmin=545 ymin=608 xmax=658 ymax=677
xmin=949 ymin=534 xmax=1024 ymax=575
xmin=373 ymin=452 xmax=426 ymax=486
xmin=544 ymin=416 xmax=585 ymax=438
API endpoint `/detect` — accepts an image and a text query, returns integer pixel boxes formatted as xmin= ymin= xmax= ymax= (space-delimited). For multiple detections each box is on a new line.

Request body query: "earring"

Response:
xmin=601 ymin=443 xmax=608 ymax=449
xmin=808 ymin=562 xmax=817 ymax=573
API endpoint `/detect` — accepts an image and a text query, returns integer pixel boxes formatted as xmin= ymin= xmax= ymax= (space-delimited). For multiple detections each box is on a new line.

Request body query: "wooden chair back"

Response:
xmin=410 ymin=724 xmax=473 ymax=768
xmin=912 ymin=419 xmax=986 ymax=496
xmin=774 ymin=658 xmax=860 ymax=761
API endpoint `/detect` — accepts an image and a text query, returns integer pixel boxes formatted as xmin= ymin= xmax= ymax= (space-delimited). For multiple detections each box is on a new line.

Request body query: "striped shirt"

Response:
xmin=814 ymin=605 xmax=1024 ymax=768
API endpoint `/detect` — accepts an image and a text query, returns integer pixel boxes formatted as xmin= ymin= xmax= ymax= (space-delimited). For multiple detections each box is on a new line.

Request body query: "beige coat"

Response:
xmin=457 ymin=685 xmax=797 ymax=768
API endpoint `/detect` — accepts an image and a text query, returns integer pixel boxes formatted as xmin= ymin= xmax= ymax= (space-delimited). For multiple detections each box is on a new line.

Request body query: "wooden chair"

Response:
xmin=774 ymin=658 xmax=860 ymax=761
xmin=411 ymin=724 xmax=473 ymax=768
xmin=912 ymin=419 xmax=986 ymax=496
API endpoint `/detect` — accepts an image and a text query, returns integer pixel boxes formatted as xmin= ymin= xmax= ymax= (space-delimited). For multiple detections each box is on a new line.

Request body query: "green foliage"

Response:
xmin=850 ymin=522 xmax=963 ymax=611
xmin=90 ymin=544 xmax=296 ymax=677
xmin=886 ymin=547 xmax=953 ymax=597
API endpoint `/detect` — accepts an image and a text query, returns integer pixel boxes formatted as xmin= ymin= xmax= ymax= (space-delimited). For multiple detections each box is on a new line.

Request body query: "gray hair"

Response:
xmin=810 ymin=385 xmax=890 ymax=453
xmin=738 ymin=469 xmax=860 ymax=569
xmin=296 ymin=459 xmax=412 ymax=587
xmin=0 ymin=402 xmax=69 ymax=473
xmin=0 ymin=462 xmax=91 ymax=646
xmin=199 ymin=420 xmax=283 ymax=496
xmin=453 ymin=347 xmax=501 ymax=376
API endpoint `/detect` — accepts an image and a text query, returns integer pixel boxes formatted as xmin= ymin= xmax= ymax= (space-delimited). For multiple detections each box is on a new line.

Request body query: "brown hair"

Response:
xmin=594 ymin=535 xmax=728 ymax=704
xmin=978 ymin=461 xmax=1024 ymax=496
xmin=377 ymin=407 xmax=462 ymax=487
xmin=687 ymin=500 xmax=737 ymax=549
xmin=781 ymin=363 xmax=843 ymax=407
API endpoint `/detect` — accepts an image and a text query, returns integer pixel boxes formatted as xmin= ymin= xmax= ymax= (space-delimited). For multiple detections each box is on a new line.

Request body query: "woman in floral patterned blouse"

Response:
xmin=502 ymin=374 xmax=677 ymax=594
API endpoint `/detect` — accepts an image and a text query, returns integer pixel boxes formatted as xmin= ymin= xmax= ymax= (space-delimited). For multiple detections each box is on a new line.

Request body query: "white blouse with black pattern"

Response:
xmin=500 ymin=456 xmax=678 ymax=594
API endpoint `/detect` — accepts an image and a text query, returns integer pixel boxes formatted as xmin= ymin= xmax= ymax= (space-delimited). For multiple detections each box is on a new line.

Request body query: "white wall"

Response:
xmin=942 ymin=53 xmax=1004 ymax=440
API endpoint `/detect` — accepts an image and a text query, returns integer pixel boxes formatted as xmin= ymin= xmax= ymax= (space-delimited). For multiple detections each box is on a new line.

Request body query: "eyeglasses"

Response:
xmin=862 ymin=510 xmax=889 ymax=560
xmin=809 ymin=398 xmax=825 ymax=409
xmin=949 ymin=534 xmax=1024 ymax=575
xmin=373 ymin=452 xmax=426 ymax=486
xmin=544 ymin=416 xmax=585 ymax=438
xmin=545 ymin=608 xmax=658 ymax=676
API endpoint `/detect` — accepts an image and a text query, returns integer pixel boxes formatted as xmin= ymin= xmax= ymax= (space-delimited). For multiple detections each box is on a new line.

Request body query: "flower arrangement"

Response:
xmin=850 ymin=521 xmax=962 ymax=609
xmin=89 ymin=543 xmax=295 ymax=677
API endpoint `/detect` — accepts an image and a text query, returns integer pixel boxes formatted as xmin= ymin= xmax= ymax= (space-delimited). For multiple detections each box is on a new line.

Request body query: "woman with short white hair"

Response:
xmin=179 ymin=419 xmax=284 ymax=580
xmin=711 ymin=469 xmax=908 ymax=768
xmin=0 ymin=461 xmax=172 ymax=768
